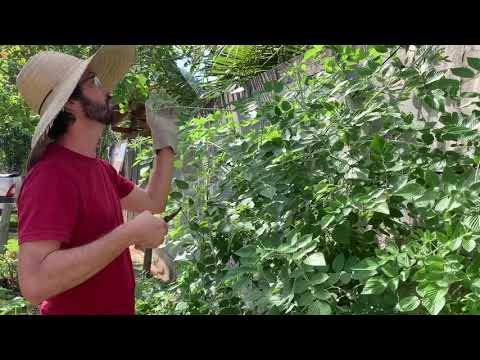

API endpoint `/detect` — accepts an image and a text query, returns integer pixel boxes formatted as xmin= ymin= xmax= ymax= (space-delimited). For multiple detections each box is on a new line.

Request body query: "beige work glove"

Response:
xmin=154 ymin=248 xmax=177 ymax=284
xmin=145 ymin=89 xmax=179 ymax=154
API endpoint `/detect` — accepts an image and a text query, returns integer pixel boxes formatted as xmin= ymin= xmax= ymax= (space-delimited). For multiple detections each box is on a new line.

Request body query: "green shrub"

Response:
xmin=136 ymin=45 xmax=480 ymax=315
xmin=0 ymin=238 xmax=37 ymax=315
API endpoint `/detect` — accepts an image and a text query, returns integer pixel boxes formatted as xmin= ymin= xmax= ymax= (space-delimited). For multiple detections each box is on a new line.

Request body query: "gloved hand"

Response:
xmin=154 ymin=248 xmax=177 ymax=284
xmin=145 ymin=89 xmax=179 ymax=154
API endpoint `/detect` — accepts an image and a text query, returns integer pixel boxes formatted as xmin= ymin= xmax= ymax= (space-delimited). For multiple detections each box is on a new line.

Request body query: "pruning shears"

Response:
xmin=163 ymin=206 xmax=182 ymax=223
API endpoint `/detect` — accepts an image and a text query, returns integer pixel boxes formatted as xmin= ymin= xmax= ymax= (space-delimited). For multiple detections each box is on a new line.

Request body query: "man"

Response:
xmin=15 ymin=45 xmax=178 ymax=315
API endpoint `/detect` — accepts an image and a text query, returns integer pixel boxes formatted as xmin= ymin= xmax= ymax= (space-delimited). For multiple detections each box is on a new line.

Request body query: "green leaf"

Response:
xmin=269 ymin=294 xmax=289 ymax=307
xmin=325 ymin=272 xmax=342 ymax=286
xmin=421 ymin=132 xmax=434 ymax=145
xmin=426 ymin=255 xmax=444 ymax=270
xmin=332 ymin=253 xmax=345 ymax=272
xmin=435 ymin=197 xmax=450 ymax=212
xmin=5 ymin=239 xmax=18 ymax=253
xmin=313 ymin=288 xmax=331 ymax=301
xmin=264 ymin=81 xmax=274 ymax=92
xmin=471 ymin=278 xmax=480 ymax=290
xmin=372 ymin=201 xmax=390 ymax=215
xmin=345 ymin=167 xmax=369 ymax=180
xmin=277 ymin=243 xmax=298 ymax=254
xmin=274 ymin=105 xmax=282 ymax=116
xmin=398 ymin=67 xmax=419 ymax=79
xmin=415 ymin=191 xmax=437 ymax=208
xmin=352 ymin=269 xmax=378 ymax=281
xmin=467 ymin=57 xmax=480 ymax=71
xmin=370 ymin=135 xmax=385 ymax=154
xmin=332 ymin=222 xmax=352 ymax=244
xmin=464 ymin=215 xmax=480 ymax=231
xmin=398 ymin=296 xmax=421 ymax=312
xmin=394 ymin=182 xmax=425 ymax=201
xmin=309 ymin=273 xmax=329 ymax=285
xmin=392 ymin=175 xmax=409 ymax=192
xmin=304 ymin=252 xmax=326 ymax=267
xmin=430 ymin=90 xmax=446 ymax=112
xmin=361 ymin=277 xmax=387 ymax=295
xmin=170 ymin=191 xmax=183 ymax=200
xmin=173 ymin=160 xmax=183 ymax=169
xmin=426 ymin=77 xmax=460 ymax=91
xmin=421 ymin=288 xmax=447 ymax=315
xmin=292 ymin=243 xmax=317 ymax=261
xmin=451 ymin=67 xmax=475 ymax=78
xmin=339 ymin=271 xmax=351 ymax=285
xmin=449 ymin=236 xmax=463 ymax=251
xmin=293 ymin=278 xmax=310 ymax=294
xmin=281 ymin=101 xmax=292 ymax=111
xmin=307 ymin=301 xmax=332 ymax=315
xmin=297 ymin=292 xmax=315 ymax=307
xmin=260 ymin=186 xmax=276 ymax=200
xmin=380 ymin=261 xmax=399 ymax=278
xmin=435 ymin=197 xmax=461 ymax=212
xmin=425 ymin=255 xmax=442 ymax=264
xmin=462 ymin=238 xmax=477 ymax=253
xmin=235 ymin=245 xmax=256 ymax=258
xmin=295 ymin=234 xmax=314 ymax=250
xmin=425 ymin=72 xmax=444 ymax=85
xmin=304 ymin=45 xmax=325 ymax=61
xmin=274 ymin=82 xmax=284 ymax=93
xmin=320 ymin=215 xmax=335 ymax=230
xmin=388 ymin=278 xmax=399 ymax=292
xmin=400 ymin=269 xmax=410 ymax=282
xmin=174 ymin=179 xmax=189 ymax=190
xmin=279 ymin=232 xmax=299 ymax=251
xmin=425 ymin=171 xmax=440 ymax=187
xmin=351 ymin=258 xmax=383 ymax=271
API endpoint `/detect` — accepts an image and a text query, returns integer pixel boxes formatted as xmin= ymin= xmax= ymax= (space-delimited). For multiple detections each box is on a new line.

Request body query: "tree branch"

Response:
xmin=382 ymin=46 xmax=402 ymax=67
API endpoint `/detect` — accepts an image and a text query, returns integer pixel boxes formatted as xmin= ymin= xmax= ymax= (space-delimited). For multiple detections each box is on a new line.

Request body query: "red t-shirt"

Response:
xmin=17 ymin=142 xmax=136 ymax=315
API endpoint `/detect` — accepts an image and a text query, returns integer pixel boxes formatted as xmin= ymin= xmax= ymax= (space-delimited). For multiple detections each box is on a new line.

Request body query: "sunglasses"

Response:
xmin=78 ymin=73 xmax=103 ymax=89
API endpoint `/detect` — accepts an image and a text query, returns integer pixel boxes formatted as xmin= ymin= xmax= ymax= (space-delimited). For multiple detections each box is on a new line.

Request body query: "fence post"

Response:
xmin=122 ymin=146 xmax=154 ymax=275
xmin=0 ymin=203 xmax=13 ymax=254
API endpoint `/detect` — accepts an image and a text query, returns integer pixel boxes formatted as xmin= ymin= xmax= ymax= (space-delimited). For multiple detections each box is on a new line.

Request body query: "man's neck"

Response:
xmin=56 ymin=116 xmax=105 ymax=159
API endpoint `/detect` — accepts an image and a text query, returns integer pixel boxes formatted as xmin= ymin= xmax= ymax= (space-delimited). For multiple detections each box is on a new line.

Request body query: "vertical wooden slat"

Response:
xmin=0 ymin=203 xmax=13 ymax=254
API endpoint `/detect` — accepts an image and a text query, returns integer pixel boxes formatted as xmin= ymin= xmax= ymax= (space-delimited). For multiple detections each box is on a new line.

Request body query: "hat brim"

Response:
xmin=26 ymin=45 xmax=136 ymax=172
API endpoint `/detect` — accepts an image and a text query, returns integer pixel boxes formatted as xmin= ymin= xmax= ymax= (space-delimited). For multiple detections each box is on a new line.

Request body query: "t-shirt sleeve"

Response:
xmin=17 ymin=166 xmax=79 ymax=245
xmin=102 ymin=161 xmax=135 ymax=199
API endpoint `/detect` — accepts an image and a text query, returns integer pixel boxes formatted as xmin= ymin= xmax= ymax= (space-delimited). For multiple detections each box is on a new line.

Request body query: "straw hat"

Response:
xmin=16 ymin=45 xmax=136 ymax=172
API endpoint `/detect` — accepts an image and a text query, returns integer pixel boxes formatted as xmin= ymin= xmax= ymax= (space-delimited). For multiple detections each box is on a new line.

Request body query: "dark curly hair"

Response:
xmin=47 ymin=85 xmax=83 ymax=140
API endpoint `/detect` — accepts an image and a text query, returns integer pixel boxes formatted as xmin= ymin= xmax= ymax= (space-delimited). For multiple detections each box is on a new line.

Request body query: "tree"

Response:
xmin=177 ymin=45 xmax=310 ymax=100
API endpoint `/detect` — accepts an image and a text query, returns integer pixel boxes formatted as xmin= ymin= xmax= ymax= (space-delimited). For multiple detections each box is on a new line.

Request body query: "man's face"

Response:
xmin=75 ymin=70 xmax=119 ymax=126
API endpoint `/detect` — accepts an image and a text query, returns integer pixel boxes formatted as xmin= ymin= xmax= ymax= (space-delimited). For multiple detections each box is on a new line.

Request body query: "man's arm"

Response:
xmin=120 ymin=147 xmax=174 ymax=214
xmin=121 ymin=96 xmax=177 ymax=215
xmin=18 ymin=223 xmax=132 ymax=305
xmin=18 ymin=210 xmax=168 ymax=305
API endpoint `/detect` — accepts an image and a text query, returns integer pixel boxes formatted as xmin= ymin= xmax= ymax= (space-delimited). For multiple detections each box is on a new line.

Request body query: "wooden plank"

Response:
xmin=120 ymin=146 xmax=154 ymax=275
xmin=0 ymin=203 xmax=13 ymax=253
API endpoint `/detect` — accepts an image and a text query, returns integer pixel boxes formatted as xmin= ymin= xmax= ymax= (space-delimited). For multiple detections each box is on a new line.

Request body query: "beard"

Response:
xmin=79 ymin=93 xmax=120 ymax=126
